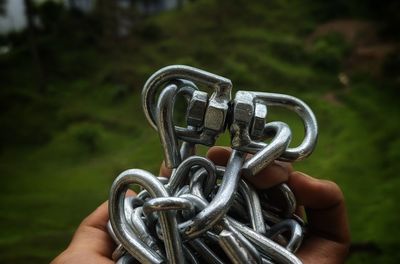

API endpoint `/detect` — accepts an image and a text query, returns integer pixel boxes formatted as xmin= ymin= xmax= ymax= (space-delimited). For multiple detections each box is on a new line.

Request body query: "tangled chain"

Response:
xmin=106 ymin=65 xmax=318 ymax=264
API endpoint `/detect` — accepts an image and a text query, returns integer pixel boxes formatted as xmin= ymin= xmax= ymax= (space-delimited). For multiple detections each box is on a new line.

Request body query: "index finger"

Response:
xmin=288 ymin=171 xmax=350 ymax=262
xmin=288 ymin=171 xmax=350 ymax=243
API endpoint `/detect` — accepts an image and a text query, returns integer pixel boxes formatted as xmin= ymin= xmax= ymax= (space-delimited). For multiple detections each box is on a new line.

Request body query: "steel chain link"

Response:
xmin=107 ymin=65 xmax=318 ymax=264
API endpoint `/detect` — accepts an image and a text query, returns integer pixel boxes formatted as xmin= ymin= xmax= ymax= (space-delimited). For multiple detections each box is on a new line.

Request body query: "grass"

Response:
xmin=1 ymin=0 xmax=399 ymax=262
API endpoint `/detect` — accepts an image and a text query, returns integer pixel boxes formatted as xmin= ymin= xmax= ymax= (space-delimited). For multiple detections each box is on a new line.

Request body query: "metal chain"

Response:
xmin=106 ymin=65 xmax=318 ymax=264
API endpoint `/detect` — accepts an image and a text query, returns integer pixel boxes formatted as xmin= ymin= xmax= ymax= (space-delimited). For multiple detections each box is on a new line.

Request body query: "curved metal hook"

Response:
xmin=167 ymin=155 xmax=217 ymax=196
xmin=109 ymin=169 xmax=184 ymax=264
xmin=276 ymin=183 xmax=297 ymax=218
xmin=107 ymin=196 xmax=144 ymax=244
xmin=183 ymin=244 xmax=201 ymax=264
xmin=238 ymin=180 xmax=266 ymax=235
xmin=156 ymin=83 xmax=200 ymax=168
xmin=266 ymin=219 xmax=304 ymax=253
xmin=228 ymin=217 xmax=303 ymax=264
xmin=248 ymin=92 xmax=318 ymax=162
xmin=115 ymin=253 xmax=138 ymax=264
xmin=156 ymin=84 xmax=181 ymax=168
xmin=189 ymin=166 xmax=220 ymax=199
xmin=142 ymin=65 xmax=232 ymax=130
xmin=143 ymin=197 xmax=194 ymax=215
xmin=180 ymin=150 xmax=245 ymax=240
xmin=130 ymin=207 xmax=163 ymax=256
xmin=259 ymin=183 xmax=297 ymax=218
xmin=188 ymin=238 xmax=226 ymax=264
xmin=180 ymin=193 xmax=262 ymax=264
xmin=242 ymin=121 xmax=292 ymax=177
xmin=218 ymin=230 xmax=260 ymax=264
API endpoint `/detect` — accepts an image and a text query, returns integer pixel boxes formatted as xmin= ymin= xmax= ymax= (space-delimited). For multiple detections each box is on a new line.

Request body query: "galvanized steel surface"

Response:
xmin=107 ymin=65 xmax=318 ymax=263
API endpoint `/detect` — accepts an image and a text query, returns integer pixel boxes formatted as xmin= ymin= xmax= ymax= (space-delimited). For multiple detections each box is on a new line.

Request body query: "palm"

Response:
xmin=53 ymin=147 xmax=349 ymax=264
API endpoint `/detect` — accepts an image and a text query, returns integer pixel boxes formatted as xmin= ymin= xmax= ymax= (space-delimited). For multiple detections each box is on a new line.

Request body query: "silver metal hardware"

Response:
xmin=106 ymin=65 xmax=318 ymax=263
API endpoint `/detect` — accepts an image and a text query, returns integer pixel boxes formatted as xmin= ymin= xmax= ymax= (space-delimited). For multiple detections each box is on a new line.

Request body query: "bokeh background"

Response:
xmin=1 ymin=0 xmax=399 ymax=263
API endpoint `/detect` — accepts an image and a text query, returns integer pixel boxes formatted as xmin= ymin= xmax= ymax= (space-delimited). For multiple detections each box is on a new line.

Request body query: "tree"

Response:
xmin=24 ymin=0 xmax=46 ymax=92
xmin=95 ymin=0 xmax=118 ymax=41
xmin=0 ymin=0 xmax=6 ymax=16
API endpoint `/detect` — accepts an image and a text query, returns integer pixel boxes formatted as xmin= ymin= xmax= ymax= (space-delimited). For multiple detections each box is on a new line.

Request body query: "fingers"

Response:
xmin=159 ymin=146 xmax=292 ymax=189
xmin=296 ymin=236 xmax=349 ymax=264
xmin=206 ymin=146 xmax=232 ymax=166
xmin=158 ymin=147 xmax=232 ymax=177
xmin=158 ymin=146 xmax=349 ymax=263
xmin=207 ymin=147 xmax=350 ymax=262
xmin=207 ymin=147 xmax=350 ymax=241
xmin=244 ymin=163 xmax=290 ymax=189
xmin=69 ymin=190 xmax=137 ymax=258
xmin=288 ymin=172 xmax=350 ymax=243
xmin=288 ymin=171 xmax=350 ymax=263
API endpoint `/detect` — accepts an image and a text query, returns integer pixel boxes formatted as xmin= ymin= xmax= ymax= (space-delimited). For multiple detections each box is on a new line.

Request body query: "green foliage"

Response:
xmin=0 ymin=0 xmax=399 ymax=263
xmin=36 ymin=1 xmax=66 ymax=33
xmin=309 ymin=33 xmax=352 ymax=72
xmin=69 ymin=123 xmax=103 ymax=154
xmin=383 ymin=49 xmax=400 ymax=81
xmin=136 ymin=20 xmax=165 ymax=41
xmin=0 ymin=90 xmax=58 ymax=148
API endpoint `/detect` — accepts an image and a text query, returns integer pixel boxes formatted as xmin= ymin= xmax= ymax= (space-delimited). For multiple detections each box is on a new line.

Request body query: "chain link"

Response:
xmin=107 ymin=65 xmax=318 ymax=264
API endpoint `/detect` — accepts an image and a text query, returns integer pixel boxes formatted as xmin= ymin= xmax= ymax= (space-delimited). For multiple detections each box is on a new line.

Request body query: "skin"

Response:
xmin=52 ymin=146 xmax=350 ymax=264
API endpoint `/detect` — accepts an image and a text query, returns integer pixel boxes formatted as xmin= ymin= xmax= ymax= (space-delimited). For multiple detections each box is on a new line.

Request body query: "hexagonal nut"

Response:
xmin=229 ymin=91 xmax=254 ymax=147
xmin=204 ymin=95 xmax=229 ymax=133
xmin=251 ymin=102 xmax=267 ymax=140
xmin=186 ymin=90 xmax=208 ymax=127
xmin=232 ymin=92 xmax=254 ymax=125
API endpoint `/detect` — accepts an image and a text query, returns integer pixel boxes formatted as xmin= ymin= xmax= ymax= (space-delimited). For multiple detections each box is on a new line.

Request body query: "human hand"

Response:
xmin=53 ymin=146 xmax=350 ymax=264
xmin=189 ymin=146 xmax=349 ymax=264
xmin=51 ymin=200 xmax=115 ymax=264
xmin=51 ymin=189 xmax=136 ymax=264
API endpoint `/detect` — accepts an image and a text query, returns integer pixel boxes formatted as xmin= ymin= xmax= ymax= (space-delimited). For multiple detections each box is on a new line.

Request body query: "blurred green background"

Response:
xmin=1 ymin=0 xmax=399 ymax=263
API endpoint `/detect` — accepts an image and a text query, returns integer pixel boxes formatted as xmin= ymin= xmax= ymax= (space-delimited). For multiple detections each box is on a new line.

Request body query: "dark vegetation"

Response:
xmin=0 ymin=0 xmax=399 ymax=263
